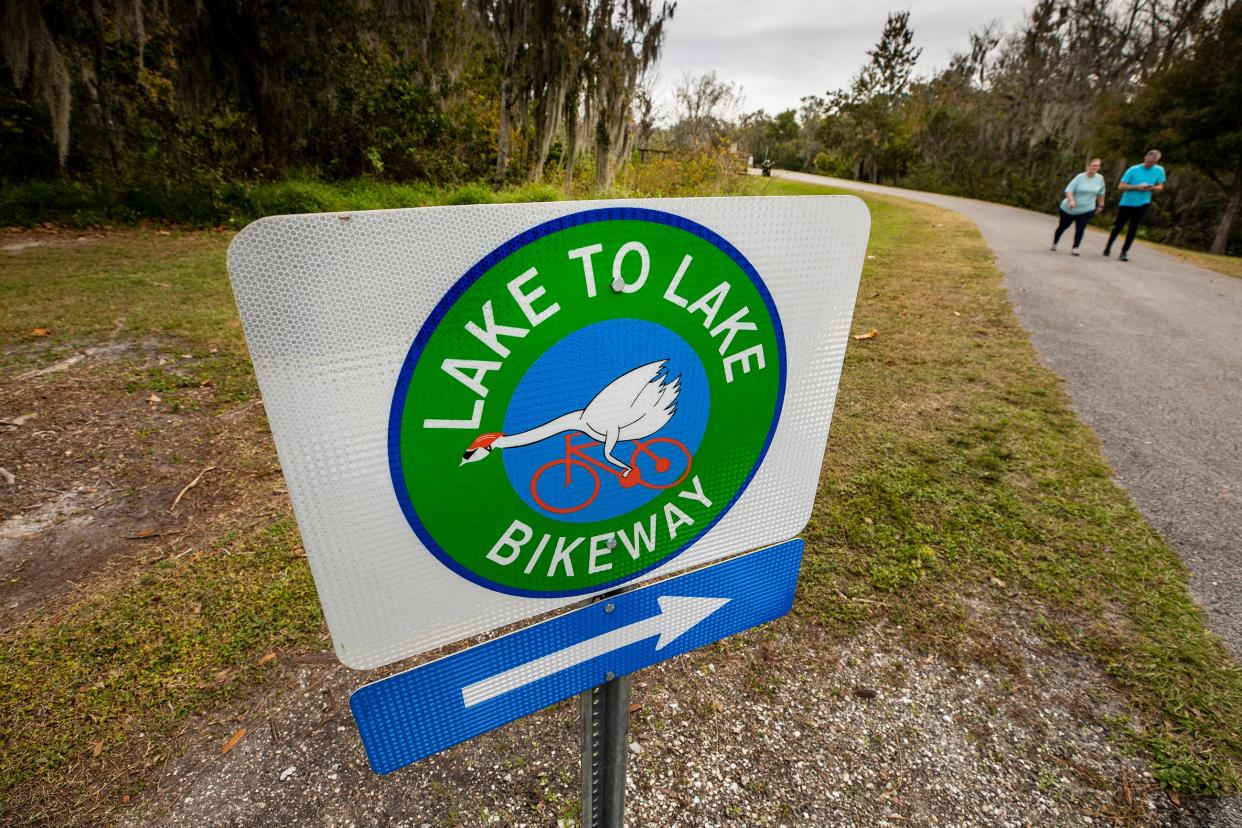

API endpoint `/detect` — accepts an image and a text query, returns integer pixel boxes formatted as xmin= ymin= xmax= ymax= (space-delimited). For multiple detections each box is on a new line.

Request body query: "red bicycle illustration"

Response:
xmin=530 ymin=434 xmax=693 ymax=514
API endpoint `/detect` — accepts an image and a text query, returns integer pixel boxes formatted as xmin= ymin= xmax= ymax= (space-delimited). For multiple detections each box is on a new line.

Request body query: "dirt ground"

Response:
xmin=0 ymin=335 xmax=284 ymax=623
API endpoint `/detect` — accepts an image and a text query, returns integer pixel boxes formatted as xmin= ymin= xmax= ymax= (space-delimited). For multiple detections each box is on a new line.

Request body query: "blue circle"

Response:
xmin=389 ymin=207 xmax=788 ymax=598
xmin=502 ymin=319 xmax=709 ymax=523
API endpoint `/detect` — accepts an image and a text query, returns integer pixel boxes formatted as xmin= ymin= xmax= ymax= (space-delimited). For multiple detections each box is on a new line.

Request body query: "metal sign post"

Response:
xmin=580 ymin=673 xmax=631 ymax=827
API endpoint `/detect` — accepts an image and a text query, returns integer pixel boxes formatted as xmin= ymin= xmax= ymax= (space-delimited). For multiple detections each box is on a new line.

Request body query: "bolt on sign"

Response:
xmin=227 ymin=199 xmax=868 ymax=671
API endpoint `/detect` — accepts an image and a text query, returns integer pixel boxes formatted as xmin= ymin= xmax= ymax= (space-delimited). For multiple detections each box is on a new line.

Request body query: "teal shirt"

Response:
xmin=1060 ymin=172 xmax=1106 ymax=215
xmin=1118 ymin=164 xmax=1166 ymax=207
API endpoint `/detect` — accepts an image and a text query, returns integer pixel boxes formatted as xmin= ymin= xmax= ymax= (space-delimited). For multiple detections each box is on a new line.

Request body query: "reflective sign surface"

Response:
xmin=228 ymin=197 xmax=868 ymax=668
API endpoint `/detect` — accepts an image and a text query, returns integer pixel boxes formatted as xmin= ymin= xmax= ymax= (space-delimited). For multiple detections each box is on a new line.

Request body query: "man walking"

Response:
xmin=1104 ymin=150 xmax=1166 ymax=261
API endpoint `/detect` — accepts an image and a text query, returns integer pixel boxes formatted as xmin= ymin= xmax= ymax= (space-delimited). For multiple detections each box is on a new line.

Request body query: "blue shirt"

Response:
xmin=1060 ymin=172 xmax=1106 ymax=215
xmin=1118 ymin=164 xmax=1166 ymax=207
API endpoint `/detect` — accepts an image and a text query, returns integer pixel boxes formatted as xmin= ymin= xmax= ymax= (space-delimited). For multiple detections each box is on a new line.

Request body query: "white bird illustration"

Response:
xmin=461 ymin=359 xmax=681 ymax=476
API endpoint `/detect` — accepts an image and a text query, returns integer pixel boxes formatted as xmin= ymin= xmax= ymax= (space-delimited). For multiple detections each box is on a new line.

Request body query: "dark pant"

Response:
xmin=1054 ymin=208 xmax=1095 ymax=247
xmin=1107 ymin=204 xmax=1148 ymax=253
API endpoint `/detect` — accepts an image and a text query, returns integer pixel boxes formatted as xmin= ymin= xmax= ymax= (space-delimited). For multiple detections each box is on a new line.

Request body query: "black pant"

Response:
xmin=1054 ymin=208 xmax=1095 ymax=247
xmin=1107 ymin=204 xmax=1148 ymax=253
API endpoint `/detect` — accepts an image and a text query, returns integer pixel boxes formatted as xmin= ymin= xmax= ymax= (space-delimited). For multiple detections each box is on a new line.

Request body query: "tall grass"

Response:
xmin=1 ymin=151 xmax=759 ymax=228
xmin=0 ymin=177 xmax=564 ymax=228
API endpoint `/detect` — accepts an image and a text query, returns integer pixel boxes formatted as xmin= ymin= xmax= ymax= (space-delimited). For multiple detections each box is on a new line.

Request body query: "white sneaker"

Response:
xmin=1071 ymin=248 xmax=1080 ymax=256
xmin=1050 ymin=244 xmax=1057 ymax=252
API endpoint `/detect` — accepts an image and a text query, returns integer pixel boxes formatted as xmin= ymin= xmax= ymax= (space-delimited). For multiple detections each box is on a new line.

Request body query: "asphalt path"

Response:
xmin=775 ymin=171 xmax=1242 ymax=662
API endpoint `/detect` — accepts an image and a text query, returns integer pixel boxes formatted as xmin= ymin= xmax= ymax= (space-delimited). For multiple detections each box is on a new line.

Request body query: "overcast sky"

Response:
xmin=651 ymin=0 xmax=1033 ymax=120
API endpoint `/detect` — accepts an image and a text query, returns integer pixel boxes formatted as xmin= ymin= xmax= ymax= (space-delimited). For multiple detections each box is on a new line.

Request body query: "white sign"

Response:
xmin=227 ymin=197 xmax=868 ymax=668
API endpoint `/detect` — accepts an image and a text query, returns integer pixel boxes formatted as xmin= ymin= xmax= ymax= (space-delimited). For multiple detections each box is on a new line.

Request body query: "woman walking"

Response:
xmin=1051 ymin=158 xmax=1106 ymax=255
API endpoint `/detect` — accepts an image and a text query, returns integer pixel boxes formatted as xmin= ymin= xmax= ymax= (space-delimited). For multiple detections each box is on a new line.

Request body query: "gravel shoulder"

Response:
xmin=126 ymin=613 xmax=1188 ymax=828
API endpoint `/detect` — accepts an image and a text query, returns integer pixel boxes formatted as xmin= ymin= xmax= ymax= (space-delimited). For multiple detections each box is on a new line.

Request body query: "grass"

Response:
xmin=0 ymin=175 xmax=1238 ymax=820
xmin=0 ymin=230 xmax=254 ymax=401
xmin=0 ymin=165 xmax=756 ymax=230
xmin=0 ymin=176 xmax=566 ymax=229
xmin=0 ymin=522 xmax=323 ymax=823
xmin=1143 ymin=240 xmax=1242 ymax=279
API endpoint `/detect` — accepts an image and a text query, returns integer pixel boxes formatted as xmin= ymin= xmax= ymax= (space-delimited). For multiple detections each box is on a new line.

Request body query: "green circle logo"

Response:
xmin=389 ymin=208 xmax=786 ymax=596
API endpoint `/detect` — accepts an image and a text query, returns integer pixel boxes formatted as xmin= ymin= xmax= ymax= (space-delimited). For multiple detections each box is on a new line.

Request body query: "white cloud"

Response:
xmin=651 ymin=0 xmax=1031 ymax=118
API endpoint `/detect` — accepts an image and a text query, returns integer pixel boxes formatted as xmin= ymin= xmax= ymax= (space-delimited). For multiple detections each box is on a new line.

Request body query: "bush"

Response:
xmin=620 ymin=150 xmax=757 ymax=198
xmin=813 ymin=151 xmax=851 ymax=178
xmin=0 ymin=180 xmax=99 ymax=225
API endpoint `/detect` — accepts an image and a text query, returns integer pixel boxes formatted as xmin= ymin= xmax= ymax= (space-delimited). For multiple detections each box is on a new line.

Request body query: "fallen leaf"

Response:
xmin=221 ymin=727 xmax=247 ymax=755
xmin=952 ymin=311 xmax=962 ymax=317
xmin=91 ymin=740 xmax=103 ymax=757
xmin=158 ymin=229 xmax=172 ymax=236
xmin=216 ymin=669 xmax=230 ymax=683
xmin=126 ymin=528 xmax=159 ymax=539
xmin=30 ymin=327 xmax=50 ymax=337
xmin=1168 ymin=791 xmax=1181 ymax=807
xmin=853 ymin=328 xmax=879 ymax=340
xmin=257 ymin=652 xmax=277 ymax=666
xmin=146 ymin=393 xmax=162 ymax=404
xmin=290 ymin=546 xmax=306 ymax=558
xmin=121 ymin=795 xmax=130 ymax=804
xmin=989 ymin=576 xmax=1007 ymax=588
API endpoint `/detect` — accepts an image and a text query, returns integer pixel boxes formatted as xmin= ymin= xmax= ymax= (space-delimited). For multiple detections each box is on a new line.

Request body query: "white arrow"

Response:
xmin=461 ymin=594 xmax=731 ymax=708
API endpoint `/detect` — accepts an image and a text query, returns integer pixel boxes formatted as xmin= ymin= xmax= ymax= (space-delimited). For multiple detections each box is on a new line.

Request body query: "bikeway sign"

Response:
xmin=227 ymin=197 xmax=868 ymax=669
xmin=351 ymin=539 xmax=803 ymax=774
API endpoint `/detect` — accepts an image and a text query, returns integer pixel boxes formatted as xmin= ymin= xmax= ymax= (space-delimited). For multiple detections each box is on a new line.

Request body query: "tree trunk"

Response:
xmin=1210 ymin=172 xmax=1240 ymax=255
xmin=530 ymin=82 xmax=567 ymax=182
xmin=594 ymin=115 xmax=611 ymax=189
xmin=89 ymin=1 xmax=124 ymax=175
xmin=495 ymin=74 xmax=512 ymax=189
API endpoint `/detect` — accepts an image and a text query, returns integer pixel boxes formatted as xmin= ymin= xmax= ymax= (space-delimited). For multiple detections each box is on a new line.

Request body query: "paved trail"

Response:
xmin=777 ymin=171 xmax=1242 ymax=658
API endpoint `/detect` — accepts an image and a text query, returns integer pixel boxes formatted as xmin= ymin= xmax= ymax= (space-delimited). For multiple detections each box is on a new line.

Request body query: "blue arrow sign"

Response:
xmin=350 ymin=538 xmax=803 ymax=774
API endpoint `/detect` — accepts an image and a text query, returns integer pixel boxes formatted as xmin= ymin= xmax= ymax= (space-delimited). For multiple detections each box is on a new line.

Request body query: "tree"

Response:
xmin=583 ymin=0 xmax=675 ymax=188
xmin=862 ymin=10 xmax=922 ymax=99
xmin=669 ymin=71 xmax=740 ymax=151
xmin=1108 ymin=3 xmax=1242 ymax=253
xmin=816 ymin=11 xmax=921 ymax=183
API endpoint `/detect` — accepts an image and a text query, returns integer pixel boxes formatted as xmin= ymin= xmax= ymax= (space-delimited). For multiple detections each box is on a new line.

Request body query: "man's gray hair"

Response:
xmin=1146 ymin=149 xmax=1162 ymax=160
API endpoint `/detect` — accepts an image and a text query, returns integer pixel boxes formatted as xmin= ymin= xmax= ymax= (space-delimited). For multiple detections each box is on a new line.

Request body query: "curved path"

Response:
xmin=777 ymin=171 xmax=1242 ymax=660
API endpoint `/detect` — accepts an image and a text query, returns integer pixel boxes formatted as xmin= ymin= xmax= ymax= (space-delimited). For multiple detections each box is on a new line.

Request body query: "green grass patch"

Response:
xmin=0 ymin=521 xmax=322 ymax=823
xmin=1145 ymin=240 xmax=1242 ymax=280
xmin=0 ymin=230 xmax=254 ymax=401
xmin=759 ymin=177 xmax=1242 ymax=794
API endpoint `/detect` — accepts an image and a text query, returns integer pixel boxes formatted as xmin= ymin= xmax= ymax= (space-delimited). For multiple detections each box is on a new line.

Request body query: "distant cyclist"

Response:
xmin=1051 ymin=157 xmax=1106 ymax=256
xmin=1104 ymin=150 xmax=1165 ymax=262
